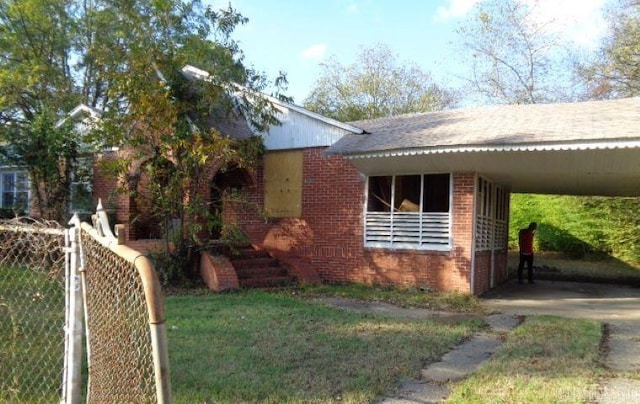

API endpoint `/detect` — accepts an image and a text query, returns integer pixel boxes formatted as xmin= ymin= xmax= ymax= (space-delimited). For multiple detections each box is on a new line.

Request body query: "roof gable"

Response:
xmin=181 ymin=65 xmax=364 ymax=150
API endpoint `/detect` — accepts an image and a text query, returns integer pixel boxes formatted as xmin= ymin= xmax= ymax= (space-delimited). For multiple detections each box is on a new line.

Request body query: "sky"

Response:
xmin=205 ymin=0 xmax=611 ymax=104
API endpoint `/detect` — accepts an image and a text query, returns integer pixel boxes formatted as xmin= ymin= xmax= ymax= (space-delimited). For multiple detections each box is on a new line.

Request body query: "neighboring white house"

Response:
xmin=0 ymin=104 xmax=101 ymax=215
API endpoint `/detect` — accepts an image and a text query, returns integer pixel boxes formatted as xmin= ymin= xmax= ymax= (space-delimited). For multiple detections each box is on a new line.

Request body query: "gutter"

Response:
xmin=339 ymin=138 xmax=640 ymax=159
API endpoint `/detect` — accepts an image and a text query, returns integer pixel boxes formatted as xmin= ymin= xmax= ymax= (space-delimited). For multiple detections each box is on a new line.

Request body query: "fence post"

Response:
xmin=61 ymin=214 xmax=84 ymax=404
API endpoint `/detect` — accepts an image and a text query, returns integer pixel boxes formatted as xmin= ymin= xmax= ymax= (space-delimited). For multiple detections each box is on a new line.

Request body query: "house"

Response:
xmin=12 ymin=70 xmax=637 ymax=295
xmin=219 ymin=96 xmax=640 ymax=294
xmin=0 ymin=104 xmax=100 ymax=217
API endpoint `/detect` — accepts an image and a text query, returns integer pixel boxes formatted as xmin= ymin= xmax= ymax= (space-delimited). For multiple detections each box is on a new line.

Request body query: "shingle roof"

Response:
xmin=326 ymin=97 xmax=640 ymax=156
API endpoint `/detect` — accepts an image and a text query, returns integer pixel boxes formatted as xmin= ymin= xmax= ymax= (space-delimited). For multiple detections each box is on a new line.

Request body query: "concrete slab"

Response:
xmin=483 ymin=279 xmax=640 ymax=403
xmin=597 ymin=378 xmax=640 ymax=404
xmin=605 ymin=321 xmax=640 ymax=372
xmin=382 ymin=380 xmax=449 ymax=404
xmin=421 ymin=333 xmax=503 ymax=382
xmin=482 ymin=280 xmax=640 ymax=322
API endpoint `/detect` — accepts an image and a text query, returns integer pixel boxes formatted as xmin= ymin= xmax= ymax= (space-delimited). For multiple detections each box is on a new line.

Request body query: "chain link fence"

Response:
xmin=79 ymin=218 xmax=170 ymax=402
xmin=0 ymin=217 xmax=67 ymax=403
xmin=0 ymin=207 xmax=170 ymax=403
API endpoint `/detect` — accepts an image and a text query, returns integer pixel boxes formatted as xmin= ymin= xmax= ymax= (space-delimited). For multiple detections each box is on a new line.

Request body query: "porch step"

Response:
xmin=235 ymin=265 xmax=288 ymax=278
xmin=229 ymin=248 xmax=296 ymax=289
xmin=232 ymin=257 xmax=280 ymax=269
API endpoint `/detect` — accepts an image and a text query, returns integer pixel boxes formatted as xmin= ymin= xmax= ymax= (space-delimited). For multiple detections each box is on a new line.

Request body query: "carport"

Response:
xmin=327 ymin=97 xmax=640 ymax=293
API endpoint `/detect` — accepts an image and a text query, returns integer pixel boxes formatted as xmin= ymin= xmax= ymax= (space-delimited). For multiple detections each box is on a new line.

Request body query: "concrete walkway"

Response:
xmin=483 ymin=280 xmax=640 ymax=404
xmin=381 ymin=313 xmax=520 ymax=404
xmin=320 ymin=280 xmax=640 ymax=403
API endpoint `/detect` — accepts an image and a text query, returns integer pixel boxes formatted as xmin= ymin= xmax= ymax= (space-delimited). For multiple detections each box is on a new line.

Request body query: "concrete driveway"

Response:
xmin=483 ymin=279 xmax=640 ymax=322
xmin=482 ymin=279 xmax=640 ymax=373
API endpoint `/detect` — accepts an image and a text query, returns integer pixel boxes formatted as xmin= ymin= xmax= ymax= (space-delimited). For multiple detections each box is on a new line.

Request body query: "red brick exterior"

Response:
xmin=92 ymin=145 xmax=510 ymax=294
xmin=224 ymin=148 xmax=493 ymax=293
xmin=200 ymin=252 xmax=240 ymax=291
xmin=92 ymin=150 xmax=134 ymax=239
xmin=472 ymin=250 xmax=510 ymax=294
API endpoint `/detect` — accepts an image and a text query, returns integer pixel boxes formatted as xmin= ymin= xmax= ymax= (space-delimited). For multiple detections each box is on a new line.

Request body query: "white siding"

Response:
xmin=260 ymin=106 xmax=353 ymax=150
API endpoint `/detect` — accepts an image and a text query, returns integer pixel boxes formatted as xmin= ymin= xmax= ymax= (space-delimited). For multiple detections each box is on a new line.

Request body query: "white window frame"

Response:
xmin=364 ymin=173 xmax=452 ymax=251
xmin=68 ymin=156 xmax=93 ymax=214
xmin=0 ymin=168 xmax=30 ymax=211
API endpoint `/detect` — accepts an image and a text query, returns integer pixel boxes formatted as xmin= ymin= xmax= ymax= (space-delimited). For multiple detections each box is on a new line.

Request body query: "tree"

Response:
xmin=0 ymin=0 xmax=78 ymax=123
xmin=304 ymin=44 xmax=456 ymax=121
xmin=579 ymin=0 xmax=640 ymax=99
xmin=77 ymin=1 xmax=284 ymax=254
xmin=455 ymin=0 xmax=573 ymax=104
xmin=0 ymin=0 xmax=84 ymax=222
xmin=0 ymin=0 xmax=286 ymax=266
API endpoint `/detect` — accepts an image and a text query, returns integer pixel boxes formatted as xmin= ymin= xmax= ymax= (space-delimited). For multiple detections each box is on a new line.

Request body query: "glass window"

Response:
xmin=367 ymin=176 xmax=392 ymax=212
xmin=365 ymin=173 xmax=451 ymax=250
xmin=1 ymin=171 xmax=29 ymax=211
xmin=423 ymin=173 xmax=450 ymax=212
xmin=69 ymin=157 xmax=93 ymax=213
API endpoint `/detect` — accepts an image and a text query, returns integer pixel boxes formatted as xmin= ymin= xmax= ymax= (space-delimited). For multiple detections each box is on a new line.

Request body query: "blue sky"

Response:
xmin=206 ymin=0 xmax=609 ymax=104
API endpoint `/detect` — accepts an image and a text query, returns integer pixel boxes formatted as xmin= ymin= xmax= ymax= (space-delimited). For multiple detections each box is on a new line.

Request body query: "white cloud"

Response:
xmin=300 ymin=44 xmax=328 ymax=61
xmin=526 ymin=0 xmax=607 ymax=48
xmin=434 ymin=0 xmax=606 ymax=48
xmin=435 ymin=0 xmax=483 ymax=22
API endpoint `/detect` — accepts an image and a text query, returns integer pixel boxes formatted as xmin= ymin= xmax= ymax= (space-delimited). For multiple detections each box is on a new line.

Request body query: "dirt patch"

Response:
xmin=315 ymin=297 xmax=482 ymax=324
xmin=600 ymin=323 xmax=611 ymax=365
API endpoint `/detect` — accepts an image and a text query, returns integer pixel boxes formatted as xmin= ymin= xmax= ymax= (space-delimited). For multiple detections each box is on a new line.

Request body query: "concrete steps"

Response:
xmin=229 ymin=248 xmax=296 ymax=289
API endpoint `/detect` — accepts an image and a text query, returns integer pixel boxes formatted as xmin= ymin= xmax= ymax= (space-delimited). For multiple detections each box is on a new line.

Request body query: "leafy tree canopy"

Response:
xmin=579 ymin=0 xmax=640 ymax=99
xmin=0 ymin=0 xmax=286 ymax=226
xmin=304 ymin=43 xmax=456 ymax=122
xmin=455 ymin=0 xmax=577 ymax=104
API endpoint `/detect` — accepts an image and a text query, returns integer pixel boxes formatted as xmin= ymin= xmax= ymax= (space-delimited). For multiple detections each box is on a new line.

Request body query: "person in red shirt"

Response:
xmin=518 ymin=222 xmax=537 ymax=284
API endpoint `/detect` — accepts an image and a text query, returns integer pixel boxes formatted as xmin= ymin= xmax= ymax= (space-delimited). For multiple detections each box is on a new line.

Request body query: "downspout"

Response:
xmin=470 ymin=174 xmax=478 ymax=295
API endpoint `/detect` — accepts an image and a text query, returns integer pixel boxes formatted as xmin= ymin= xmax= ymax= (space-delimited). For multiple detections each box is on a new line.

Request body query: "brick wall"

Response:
xmin=92 ymin=149 xmax=136 ymax=241
xmin=471 ymin=186 xmax=511 ymax=295
xmin=93 ymin=143 xmax=511 ymax=294
xmin=226 ymin=147 xmax=478 ymax=293
xmin=473 ymin=252 xmax=492 ymax=294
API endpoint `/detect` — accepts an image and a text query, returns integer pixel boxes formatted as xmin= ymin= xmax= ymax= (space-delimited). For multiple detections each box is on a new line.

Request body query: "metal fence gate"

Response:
xmin=0 ymin=202 xmax=170 ymax=403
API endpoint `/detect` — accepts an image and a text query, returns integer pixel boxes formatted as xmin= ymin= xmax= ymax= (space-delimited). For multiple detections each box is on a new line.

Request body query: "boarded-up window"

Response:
xmin=264 ymin=150 xmax=303 ymax=218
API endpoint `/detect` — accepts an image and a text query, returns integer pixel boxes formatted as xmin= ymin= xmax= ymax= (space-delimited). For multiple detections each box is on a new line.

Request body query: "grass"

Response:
xmin=166 ymin=288 xmax=484 ymax=403
xmin=509 ymin=251 xmax=640 ymax=285
xmin=447 ymin=315 xmax=605 ymax=403
xmin=1 ymin=265 xmax=624 ymax=403
xmin=0 ymin=265 xmax=65 ymax=403
xmin=291 ymin=283 xmax=484 ymax=312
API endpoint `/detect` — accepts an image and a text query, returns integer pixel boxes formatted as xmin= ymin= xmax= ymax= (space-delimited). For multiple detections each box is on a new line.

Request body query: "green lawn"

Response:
xmin=447 ymin=315 xmax=604 ymax=403
xmin=0 ymin=266 xmax=65 ymax=403
xmin=166 ymin=288 xmax=484 ymax=403
xmin=1 ymin=269 xmax=616 ymax=403
xmin=165 ymin=285 xmax=612 ymax=403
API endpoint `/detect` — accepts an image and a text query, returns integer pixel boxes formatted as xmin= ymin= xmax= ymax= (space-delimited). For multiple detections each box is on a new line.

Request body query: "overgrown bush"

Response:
xmin=510 ymin=194 xmax=640 ymax=263
xmin=148 ymin=249 xmax=203 ymax=288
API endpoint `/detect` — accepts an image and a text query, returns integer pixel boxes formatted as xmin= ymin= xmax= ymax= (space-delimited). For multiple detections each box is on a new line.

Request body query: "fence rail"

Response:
xmin=0 ymin=205 xmax=171 ymax=403
xmin=79 ymin=218 xmax=170 ymax=403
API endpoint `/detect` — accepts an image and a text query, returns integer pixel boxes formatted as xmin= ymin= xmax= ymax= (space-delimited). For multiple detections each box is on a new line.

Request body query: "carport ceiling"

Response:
xmin=328 ymin=97 xmax=640 ymax=197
